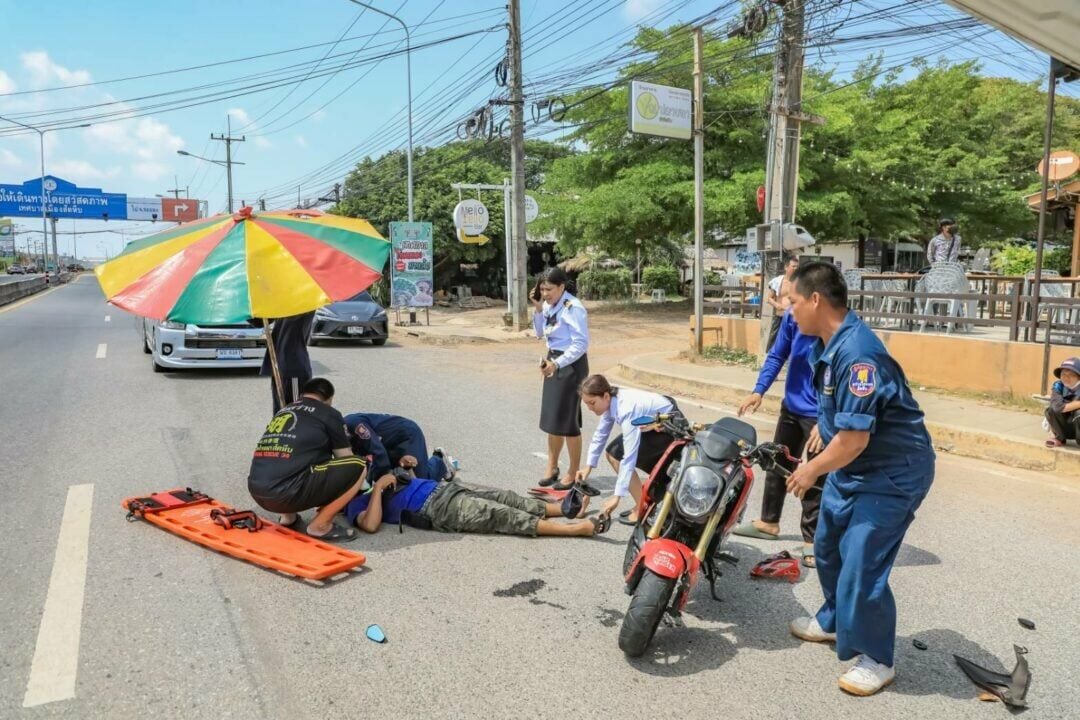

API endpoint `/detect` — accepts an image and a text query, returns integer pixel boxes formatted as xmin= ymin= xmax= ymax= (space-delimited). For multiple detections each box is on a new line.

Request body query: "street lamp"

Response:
xmin=347 ymin=0 xmax=414 ymax=221
xmin=0 ymin=117 xmax=91 ymax=273
xmin=177 ymin=149 xmax=244 ymax=214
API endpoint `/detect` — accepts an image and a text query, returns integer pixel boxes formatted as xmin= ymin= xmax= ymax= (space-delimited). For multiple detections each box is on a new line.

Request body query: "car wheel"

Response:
xmin=371 ymin=338 xmax=387 ymax=346
xmin=143 ymin=334 xmax=152 ymax=354
xmin=152 ymin=355 xmax=167 ymax=373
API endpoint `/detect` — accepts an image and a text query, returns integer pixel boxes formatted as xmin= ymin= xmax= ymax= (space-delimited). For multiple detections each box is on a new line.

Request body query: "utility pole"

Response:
xmin=318 ymin=183 xmax=343 ymax=206
xmin=693 ymin=26 xmax=705 ymax=353
xmin=49 ymin=216 xmax=58 ymax=271
xmin=165 ymin=175 xmax=185 ymax=199
xmin=508 ymin=0 xmax=529 ymax=329
xmin=763 ymin=0 xmax=806 ymax=228
xmin=210 ymin=116 xmax=245 ymax=213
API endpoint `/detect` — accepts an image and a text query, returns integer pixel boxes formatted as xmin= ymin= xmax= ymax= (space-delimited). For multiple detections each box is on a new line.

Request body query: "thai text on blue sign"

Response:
xmin=0 ymin=176 xmax=129 ymax=220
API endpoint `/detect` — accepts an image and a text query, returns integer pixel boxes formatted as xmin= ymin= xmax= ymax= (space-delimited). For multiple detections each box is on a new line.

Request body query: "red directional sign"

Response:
xmin=162 ymin=198 xmax=200 ymax=223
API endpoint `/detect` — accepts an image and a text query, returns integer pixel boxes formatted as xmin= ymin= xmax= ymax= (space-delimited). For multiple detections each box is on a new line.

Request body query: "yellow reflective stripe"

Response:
xmin=312 ymin=456 xmax=367 ymax=472
xmin=245 ymin=222 xmax=331 ymax=318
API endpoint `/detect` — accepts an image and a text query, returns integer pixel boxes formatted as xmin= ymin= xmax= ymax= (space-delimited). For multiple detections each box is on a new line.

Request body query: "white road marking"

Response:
xmin=531 ymin=451 xmax=548 ymax=460
xmin=23 ymin=484 xmax=95 ymax=708
xmin=104 ymin=315 xmax=110 ymax=322
xmin=95 ymin=343 xmax=107 ymax=359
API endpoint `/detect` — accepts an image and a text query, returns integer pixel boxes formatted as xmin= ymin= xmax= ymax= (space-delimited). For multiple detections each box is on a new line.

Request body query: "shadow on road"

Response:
xmin=628 ymin=626 xmax=737 ymax=677
xmin=894 ymin=542 xmax=942 ymax=567
xmin=893 ymin=628 xmax=1024 ymax=707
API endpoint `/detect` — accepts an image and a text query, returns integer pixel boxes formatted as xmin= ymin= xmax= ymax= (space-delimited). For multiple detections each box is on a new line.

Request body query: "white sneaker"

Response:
xmin=789 ymin=616 xmax=837 ymax=643
xmin=839 ymin=655 xmax=895 ymax=696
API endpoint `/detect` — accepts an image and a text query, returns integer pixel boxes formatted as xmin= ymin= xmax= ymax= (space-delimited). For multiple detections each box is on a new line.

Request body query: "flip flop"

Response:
xmin=307 ymin=524 xmax=359 ymax=544
xmin=802 ymin=555 xmax=816 ymax=568
xmin=550 ymin=480 xmax=575 ymax=491
xmin=732 ymin=523 xmax=780 ymax=540
xmin=591 ymin=514 xmax=611 ymax=535
xmin=619 ymin=510 xmax=632 ymax=519
xmin=618 ymin=516 xmax=639 ymax=527
xmin=577 ymin=482 xmax=601 ymax=497
xmin=1046 ymin=439 xmax=1065 ymax=448
xmin=278 ymin=513 xmax=301 ymax=528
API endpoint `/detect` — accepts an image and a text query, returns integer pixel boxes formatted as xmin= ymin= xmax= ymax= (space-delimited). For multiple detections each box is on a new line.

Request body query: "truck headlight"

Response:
xmin=675 ymin=465 xmax=722 ymax=519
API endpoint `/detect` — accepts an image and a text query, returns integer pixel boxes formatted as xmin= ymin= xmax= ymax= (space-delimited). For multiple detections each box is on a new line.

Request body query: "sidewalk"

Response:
xmin=614 ymin=351 xmax=1080 ymax=478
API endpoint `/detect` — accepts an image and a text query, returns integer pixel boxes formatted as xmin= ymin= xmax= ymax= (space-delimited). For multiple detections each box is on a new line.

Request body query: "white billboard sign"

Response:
xmin=629 ymin=80 xmax=692 ymax=140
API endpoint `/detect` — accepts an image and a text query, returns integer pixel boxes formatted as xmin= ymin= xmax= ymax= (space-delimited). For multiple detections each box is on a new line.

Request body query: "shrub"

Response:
xmin=990 ymin=244 xmax=1036 ymax=275
xmin=1045 ymin=247 xmax=1072 ymax=276
xmin=577 ymin=268 xmax=632 ymax=299
xmin=642 ymin=264 xmax=681 ymax=296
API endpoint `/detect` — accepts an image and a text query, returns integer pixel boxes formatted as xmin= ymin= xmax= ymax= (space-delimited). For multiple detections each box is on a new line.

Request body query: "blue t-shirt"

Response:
xmin=345 ymin=478 xmax=438 ymax=525
xmin=753 ymin=311 xmax=817 ymax=417
xmin=809 ymin=311 xmax=934 ymax=494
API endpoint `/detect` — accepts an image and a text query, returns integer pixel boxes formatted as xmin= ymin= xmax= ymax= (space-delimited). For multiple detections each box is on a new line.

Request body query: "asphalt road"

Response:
xmin=2 ymin=277 xmax=1077 ymax=719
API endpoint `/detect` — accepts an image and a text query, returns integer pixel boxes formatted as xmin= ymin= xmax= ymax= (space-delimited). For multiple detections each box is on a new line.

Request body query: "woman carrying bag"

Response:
xmin=532 ymin=267 xmax=590 ymax=490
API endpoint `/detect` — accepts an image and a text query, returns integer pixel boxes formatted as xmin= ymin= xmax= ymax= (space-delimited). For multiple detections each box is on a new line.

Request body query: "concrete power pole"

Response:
xmin=211 ymin=116 xmax=245 ymax=213
xmin=508 ymin=0 xmax=529 ymax=329
xmin=763 ymin=0 xmax=806 ymax=227
xmin=693 ymin=26 xmax=705 ymax=354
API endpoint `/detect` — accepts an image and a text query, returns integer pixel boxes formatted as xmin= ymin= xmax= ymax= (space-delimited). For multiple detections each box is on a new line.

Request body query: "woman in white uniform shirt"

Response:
xmin=533 ymin=267 xmax=591 ymax=489
xmin=577 ymin=375 xmax=678 ymax=524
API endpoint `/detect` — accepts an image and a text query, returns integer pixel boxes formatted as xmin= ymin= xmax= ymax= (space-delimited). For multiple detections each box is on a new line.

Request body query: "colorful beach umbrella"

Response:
xmin=94 ymin=207 xmax=390 ymax=325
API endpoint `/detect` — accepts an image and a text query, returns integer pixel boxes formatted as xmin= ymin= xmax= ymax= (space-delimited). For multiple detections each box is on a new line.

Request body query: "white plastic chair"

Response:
xmin=918 ymin=268 xmax=967 ymax=334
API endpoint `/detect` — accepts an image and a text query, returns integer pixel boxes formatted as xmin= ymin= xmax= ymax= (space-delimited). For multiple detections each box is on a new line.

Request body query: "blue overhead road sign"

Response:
xmin=0 ymin=176 xmax=129 ymax=220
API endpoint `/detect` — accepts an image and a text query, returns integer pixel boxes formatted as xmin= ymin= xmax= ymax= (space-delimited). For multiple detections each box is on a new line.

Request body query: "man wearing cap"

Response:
xmin=346 ymin=477 xmax=606 ymax=537
xmin=1045 ymin=357 xmax=1080 ymax=448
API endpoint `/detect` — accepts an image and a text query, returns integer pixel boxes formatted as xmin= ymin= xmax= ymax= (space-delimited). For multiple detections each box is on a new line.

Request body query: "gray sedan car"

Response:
xmin=309 ymin=291 xmax=389 ymax=346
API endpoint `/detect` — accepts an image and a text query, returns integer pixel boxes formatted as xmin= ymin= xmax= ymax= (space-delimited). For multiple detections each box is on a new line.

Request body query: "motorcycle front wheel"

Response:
xmin=619 ymin=570 xmax=676 ymax=657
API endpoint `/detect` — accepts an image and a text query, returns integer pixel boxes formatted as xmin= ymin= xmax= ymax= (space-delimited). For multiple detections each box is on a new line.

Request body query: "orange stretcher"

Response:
xmin=122 ymin=488 xmax=365 ymax=581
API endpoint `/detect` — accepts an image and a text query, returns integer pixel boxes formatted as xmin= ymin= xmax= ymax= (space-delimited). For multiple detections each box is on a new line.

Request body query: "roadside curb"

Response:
xmin=616 ymin=353 xmax=1080 ymax=478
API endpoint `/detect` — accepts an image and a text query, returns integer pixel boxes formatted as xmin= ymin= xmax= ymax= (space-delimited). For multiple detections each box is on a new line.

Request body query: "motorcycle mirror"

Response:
xmin=631 ymin=416 xmax=656 ymax=427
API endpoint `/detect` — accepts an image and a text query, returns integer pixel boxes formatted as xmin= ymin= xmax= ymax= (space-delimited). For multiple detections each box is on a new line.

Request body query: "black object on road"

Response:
xmin=954 ymin=645 xmax=1031 ymax=708
xmin=1018 ymin=617 xmax=1036 ymax=630
xmin=912 ymin=639 xmax=928 ymax=650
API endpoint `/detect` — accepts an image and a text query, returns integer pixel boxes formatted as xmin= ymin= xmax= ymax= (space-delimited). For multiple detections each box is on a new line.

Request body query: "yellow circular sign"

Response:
xmin=636 ymin=91 xmax=660 ymax=120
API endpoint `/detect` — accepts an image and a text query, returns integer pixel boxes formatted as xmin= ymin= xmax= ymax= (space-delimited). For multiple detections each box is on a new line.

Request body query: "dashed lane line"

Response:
xmin=22 ymin=484 xmax=95 ymax=708
xmin=95 ymin=343 xmax=107 ymax=359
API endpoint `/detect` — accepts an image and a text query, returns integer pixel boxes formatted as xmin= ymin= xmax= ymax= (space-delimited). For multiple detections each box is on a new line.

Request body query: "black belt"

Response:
xmin=547 ymin=349 xmax=565 ymax=357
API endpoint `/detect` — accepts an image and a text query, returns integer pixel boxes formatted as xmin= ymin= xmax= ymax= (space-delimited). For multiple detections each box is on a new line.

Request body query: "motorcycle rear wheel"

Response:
xmin=619 ymin=570 xmax=676 ymax=657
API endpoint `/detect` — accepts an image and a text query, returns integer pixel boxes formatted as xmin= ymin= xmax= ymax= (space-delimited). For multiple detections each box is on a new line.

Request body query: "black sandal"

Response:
xmin=537 ymin=468 xmax=560 ymax=487
xmin=307 ymin=524 xmax=359 ymax=544
xmin=591 ymin=514 xmax=612 ymax=535
xmin=577 ymin=482 xmax=601 ymax=497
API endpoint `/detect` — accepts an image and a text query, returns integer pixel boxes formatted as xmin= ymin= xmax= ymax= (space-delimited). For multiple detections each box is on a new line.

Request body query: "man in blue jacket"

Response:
xmin=344 ymin=412 xmax=455 ymax=483
xmin=735 ymin=308 xmax=826 ymax=567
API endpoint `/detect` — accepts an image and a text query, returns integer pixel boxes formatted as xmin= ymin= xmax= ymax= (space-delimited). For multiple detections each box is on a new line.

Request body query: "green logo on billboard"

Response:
xmin=636 ymin=91 xmax=660 ymax=120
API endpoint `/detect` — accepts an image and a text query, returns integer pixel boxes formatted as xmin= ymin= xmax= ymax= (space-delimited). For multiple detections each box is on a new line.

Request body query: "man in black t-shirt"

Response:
xmin=261 ymin=311 xmax=315 ymax=414
xmin=248 ymin=377 xmax=366 ymax=542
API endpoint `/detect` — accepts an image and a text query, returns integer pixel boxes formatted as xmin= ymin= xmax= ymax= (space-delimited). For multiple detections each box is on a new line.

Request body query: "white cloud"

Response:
xmin=295 ymin=135 xmax=307 ymax=148
xmin=0 ymin=148 xmax=23 ymax=170
xmin=253 ymin=136 xmax=272 ymax=149
xmin=0 ymin=71 xmax=15 ymax=95
xmin=49 ymin=159 xmax=119 ymax=184
xmin=20 ymin=51 xmax=91 ymax=87
xmin=311 ymin=110 xmax=327 ymax=122
xmin=131 ymin=161 xmax=170 ymax=181
xmin=623 ymin=0 xmax=665 ymax=22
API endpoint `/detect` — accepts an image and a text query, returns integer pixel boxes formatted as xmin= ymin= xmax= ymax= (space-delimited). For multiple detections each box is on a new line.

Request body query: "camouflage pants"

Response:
xmin=421 ymin=482 xmax=548 ymax=537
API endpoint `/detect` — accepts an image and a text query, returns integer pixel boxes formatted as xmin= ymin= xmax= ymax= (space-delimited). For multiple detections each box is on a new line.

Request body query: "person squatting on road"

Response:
xmin=247 ymin=378 xmax=366 ymax=543
xmin=783 ymin=262 xmax=935 ymax=697
xmin=735 ymin=306 xmax=827 ymax=568
xmin=346 ymin=476 xmax=606 ymax=537
xmin=577 ymin=375 xmax=678 ymax=526
xmin=344 ymin=412 xmax=455 ymax=482
xmin=1044 ymin=357 xmax=1080 ymax=448
xmin=532 ymin=266 xmax=590 ymax=490
xmin=262 ymin=311 xmax=315 ymax=414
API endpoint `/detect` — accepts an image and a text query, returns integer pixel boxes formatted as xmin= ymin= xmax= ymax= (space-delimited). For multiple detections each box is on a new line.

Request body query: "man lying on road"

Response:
xmin=346 ymin=475 xmax=608 ymax=538
xmin=344 ymin=411 xmax=456 ymax=482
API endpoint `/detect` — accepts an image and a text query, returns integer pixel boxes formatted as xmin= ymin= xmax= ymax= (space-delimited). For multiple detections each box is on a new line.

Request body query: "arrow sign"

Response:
xmin=173 ymin=203 xmax=189 ymax=217
xmin=161 ymin=198 xmax=200 ymax=223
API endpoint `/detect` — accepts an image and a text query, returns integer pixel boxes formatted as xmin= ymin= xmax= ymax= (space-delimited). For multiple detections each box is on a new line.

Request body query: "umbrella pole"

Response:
xmin=262 ymin=319 xmax=286 ymax=410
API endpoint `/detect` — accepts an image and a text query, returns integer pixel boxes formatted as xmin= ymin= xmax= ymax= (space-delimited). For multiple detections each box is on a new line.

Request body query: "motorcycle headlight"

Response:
xmin=163 ymin=321 xmax=186 ymax=330
xmin=675 ymin=465 xmax=723 ymax=519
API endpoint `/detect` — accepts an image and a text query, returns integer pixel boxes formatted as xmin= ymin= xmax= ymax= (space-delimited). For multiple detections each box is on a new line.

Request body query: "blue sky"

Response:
xmin=0 ymin=0 xmax=1063 ymax=259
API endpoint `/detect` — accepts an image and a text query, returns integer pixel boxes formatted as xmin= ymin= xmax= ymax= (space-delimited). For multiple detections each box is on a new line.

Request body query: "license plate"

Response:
xmin=217 ymin=348 xmax=243 ymax=360
xmin=347 ymin=326 xmax=364 ymax=335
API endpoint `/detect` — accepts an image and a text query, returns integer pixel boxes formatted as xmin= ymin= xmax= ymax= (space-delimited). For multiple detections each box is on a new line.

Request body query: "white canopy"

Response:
xmin=945 ymin=1 xmax=1080 ymax=68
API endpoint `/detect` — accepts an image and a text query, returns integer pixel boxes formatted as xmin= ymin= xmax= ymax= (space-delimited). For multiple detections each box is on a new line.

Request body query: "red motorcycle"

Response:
xmin=619 ymin=412 xmax=795 ymax=657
